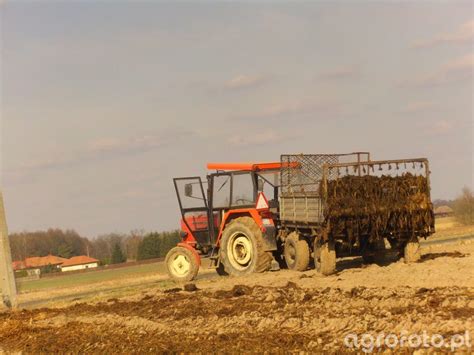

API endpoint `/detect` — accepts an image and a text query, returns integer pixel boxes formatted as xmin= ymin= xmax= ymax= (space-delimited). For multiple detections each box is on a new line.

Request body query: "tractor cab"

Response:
xmin=173 ymin=163 xmax=281 ymax=251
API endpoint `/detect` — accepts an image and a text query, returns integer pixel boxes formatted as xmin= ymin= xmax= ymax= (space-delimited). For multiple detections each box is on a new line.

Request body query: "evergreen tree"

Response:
xmin=57 ymin=243 xmax=73 ymax=258
xmin=111 ymin=242 xmax=126 ymax=264
xmin=137 ymin=233 xmax=162 ymax=260
xmin=159 ymin=231 xmax=181 ymax=257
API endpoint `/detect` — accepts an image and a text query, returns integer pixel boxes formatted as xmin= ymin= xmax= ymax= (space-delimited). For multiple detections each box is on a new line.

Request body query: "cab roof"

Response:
xmin=207 ymin=162 xmax=297 ymax=171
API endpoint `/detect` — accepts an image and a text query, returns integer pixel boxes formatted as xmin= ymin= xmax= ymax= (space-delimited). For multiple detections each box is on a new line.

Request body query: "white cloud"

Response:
xmin=8 ymin=130 xmax=192 ymax=176
xmin=430 ymin=120 xmax=454 ymax=135
xmin=398 ymin=53 xmax=474 ymax=88
xmin=318 ymin=66 xmax=358 ymax=80
xmin=18 ymin=158 xmax=64 ymax=171
xmin=88 ymin=135 xmax=164 ymax=155
xmin=228 ymin=130 xmax=284 ymax=146
xmin=400 ymin=101 xmax=435 ymax=114
xmin=224 ymin=74 xmax=268 ymax=90
xmin=412 ymin=20 xmax=474 ymax=49
xmin=236 ymin=99 xmax=341 ymax=120
xmin=445 ymin=53 xmax=474 ymax=71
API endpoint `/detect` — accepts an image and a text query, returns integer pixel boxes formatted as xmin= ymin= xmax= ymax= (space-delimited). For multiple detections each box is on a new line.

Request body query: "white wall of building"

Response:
xmin=61 ymin=262 xmax=98 ymax=272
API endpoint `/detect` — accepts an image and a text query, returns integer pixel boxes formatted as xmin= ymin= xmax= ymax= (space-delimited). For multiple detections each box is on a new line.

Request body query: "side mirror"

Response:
xmin=257 ymin=179 xmax=264 ymax=192
xmin=184 ymin=183 xmax=193 ymax=197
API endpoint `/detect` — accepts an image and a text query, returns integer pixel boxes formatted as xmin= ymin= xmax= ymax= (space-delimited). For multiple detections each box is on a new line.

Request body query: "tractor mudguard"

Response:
xmin=177 ymin=242 xmax=202 ymax=266
xmin=261 ymin=225 xmax=277 ymax=251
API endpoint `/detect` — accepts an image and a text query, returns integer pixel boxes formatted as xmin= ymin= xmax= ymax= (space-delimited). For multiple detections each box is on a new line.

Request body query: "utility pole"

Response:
xmin=0 ymin=191 xmax=17 ymax=309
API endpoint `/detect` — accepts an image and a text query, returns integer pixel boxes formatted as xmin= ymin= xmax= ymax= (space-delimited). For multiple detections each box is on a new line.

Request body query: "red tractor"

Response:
xmin=166 ymin=162 xmax=285 ymax=281
xmin=165 ymin=153 xmax=435 ymax=281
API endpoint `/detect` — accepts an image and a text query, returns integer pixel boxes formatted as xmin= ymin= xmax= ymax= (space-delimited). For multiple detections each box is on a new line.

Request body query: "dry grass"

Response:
xmin=16 ymin=261 xmax=215 ymax=308
xmin=432 ymin=217 xmax=474 ymax=239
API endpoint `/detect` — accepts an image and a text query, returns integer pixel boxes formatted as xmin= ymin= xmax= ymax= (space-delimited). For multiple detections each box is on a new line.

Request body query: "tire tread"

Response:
xmin=284 ymin=232 xmax=310 ymax=271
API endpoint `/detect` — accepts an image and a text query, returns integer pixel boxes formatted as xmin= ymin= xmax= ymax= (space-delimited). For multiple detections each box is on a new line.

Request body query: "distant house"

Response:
xmin=13 ymin=255 xmax=100 ymax=274
xmin=17 ymin=254 xmax=67 ymax=272
xmin=434 ymin=205 xmax=454 ymax=217
xmin=60 ymin=256 xmax=99 ymax=272
xmin=12 ymin=254 xmax=67 ymax=277
xmin=12 ymin=260 xmax=25 ymax=271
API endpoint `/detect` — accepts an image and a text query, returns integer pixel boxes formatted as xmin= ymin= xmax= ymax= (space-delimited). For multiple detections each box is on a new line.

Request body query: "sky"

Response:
xmin=1 ymin=1 xmax=473 ymax=237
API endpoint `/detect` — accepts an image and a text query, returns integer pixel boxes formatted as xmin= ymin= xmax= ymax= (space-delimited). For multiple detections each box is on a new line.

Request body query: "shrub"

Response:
xmin=14 ymin=270 xmax=28 ymax=278
xmin=453 ymin=187 xmax=474 ymax=225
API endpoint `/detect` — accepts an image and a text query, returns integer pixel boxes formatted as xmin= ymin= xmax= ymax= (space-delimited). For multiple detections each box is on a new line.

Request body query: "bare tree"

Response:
xmin=453 ymin=187 xmax=474 ymax=225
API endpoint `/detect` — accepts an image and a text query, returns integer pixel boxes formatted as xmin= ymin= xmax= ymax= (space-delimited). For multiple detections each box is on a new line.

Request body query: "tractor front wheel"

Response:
xmin=220 ymin=217 xmax=273 ymax=276
xmin=284 ymin=232 xmax=310 ymax=271
xmin=165 ymin=246 xmax=199 ymax=282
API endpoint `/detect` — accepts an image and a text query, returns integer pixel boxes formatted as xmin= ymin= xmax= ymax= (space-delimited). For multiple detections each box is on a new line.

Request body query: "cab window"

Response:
xmin=231 ymin=172 xmax=255 ymax=206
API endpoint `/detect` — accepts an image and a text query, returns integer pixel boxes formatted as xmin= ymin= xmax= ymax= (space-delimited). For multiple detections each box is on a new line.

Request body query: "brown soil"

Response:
xmin=1 ymin=241 xmax=473 ymax=353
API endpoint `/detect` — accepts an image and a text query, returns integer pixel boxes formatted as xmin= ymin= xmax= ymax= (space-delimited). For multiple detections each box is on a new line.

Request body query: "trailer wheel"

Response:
xmin=284 ymin=232 xmax=310 ymax=271
xmin=165 ymin=246 xmax=199 ymax=282
xmin=220 ymin=217 xmax=273 ymax=276
xmin=314 ymin=238 xmax=336 ymax=275
xmin=404 ymin=239 xmax=421 ymax=263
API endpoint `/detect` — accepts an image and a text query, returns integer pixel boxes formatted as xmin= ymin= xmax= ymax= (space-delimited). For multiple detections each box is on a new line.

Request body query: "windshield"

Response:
xmin=257 ymin=171 xmax=280 ymax=187
xmin=231 ymin=172 xmax=255 ymax=206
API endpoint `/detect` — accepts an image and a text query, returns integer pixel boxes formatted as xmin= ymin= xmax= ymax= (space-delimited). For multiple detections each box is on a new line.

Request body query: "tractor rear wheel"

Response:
xmin=284 ymin=232 xmax=310 ymax=271
xmin=314 ymin=238 xmax=336 ymax=275
xmin=165 ymin=246 xmax=199 ymax=282
xmin=220 ymin=217 xmax=273 ymax=276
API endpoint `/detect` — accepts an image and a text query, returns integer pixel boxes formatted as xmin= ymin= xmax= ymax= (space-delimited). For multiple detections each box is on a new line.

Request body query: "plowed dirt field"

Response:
xmin=1 ymin=241 xmax=473 ymax=353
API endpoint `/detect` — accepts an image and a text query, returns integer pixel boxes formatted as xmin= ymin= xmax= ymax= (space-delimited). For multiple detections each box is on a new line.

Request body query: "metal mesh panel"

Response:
xmin=280 ymin=153 xmax=369 ymax=194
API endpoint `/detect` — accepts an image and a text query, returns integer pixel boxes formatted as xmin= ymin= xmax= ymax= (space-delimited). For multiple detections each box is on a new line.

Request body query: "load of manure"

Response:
xmin=323 ymin=173 xmax=435 ymax=243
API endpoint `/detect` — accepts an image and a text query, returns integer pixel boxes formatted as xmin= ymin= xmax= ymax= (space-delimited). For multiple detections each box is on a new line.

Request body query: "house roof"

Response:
xmin=12 ymin=260 xmax=25 ymax=271
xmin=24 ymin=255 xmax=68 ymax=268
xmin=61 ymin=255 xmax=99 ymax=267
xmin=434 ymin=205 xmax=454 ymax=215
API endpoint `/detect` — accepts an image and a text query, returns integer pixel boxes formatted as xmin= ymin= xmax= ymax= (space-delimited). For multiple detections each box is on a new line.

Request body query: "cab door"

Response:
xmin=173 ymin=177 xmax=212 ymax=247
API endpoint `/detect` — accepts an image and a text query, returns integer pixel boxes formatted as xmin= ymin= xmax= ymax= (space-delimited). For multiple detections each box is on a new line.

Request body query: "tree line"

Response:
xmin=9 ymin=229 xmax=181 ymax=265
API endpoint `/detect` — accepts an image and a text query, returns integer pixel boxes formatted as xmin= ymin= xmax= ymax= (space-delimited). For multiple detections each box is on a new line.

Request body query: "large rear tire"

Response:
xmin=314 ymin=238 xmax=336 ymax=275
xmin=165 ymin=246 xmax=199 ymax=282
xmin=284 ymin=232 xmax=310 ymax=271
xmin=220 ymin=217 xmax=273 ymax=276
